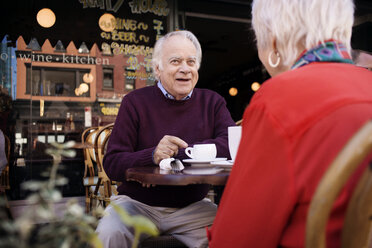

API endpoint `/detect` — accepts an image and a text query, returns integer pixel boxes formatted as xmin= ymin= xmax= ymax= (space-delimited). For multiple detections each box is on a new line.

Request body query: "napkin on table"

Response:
xmin=159 ymin=158 xmax=175 ymax=170
xmin=159 ymin=158 xmax=185 ymax=171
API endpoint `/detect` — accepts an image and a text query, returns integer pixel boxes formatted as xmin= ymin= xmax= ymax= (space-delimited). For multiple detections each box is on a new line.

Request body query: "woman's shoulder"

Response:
xmin=248 ymin=62 xmax=372 ymax=134
xmin=252 ymin=62 xmax=370 ymax=104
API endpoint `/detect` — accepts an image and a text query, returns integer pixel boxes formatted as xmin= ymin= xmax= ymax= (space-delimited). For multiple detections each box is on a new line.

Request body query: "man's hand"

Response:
xmin=153 ymin=135 xmax=188 ymax=165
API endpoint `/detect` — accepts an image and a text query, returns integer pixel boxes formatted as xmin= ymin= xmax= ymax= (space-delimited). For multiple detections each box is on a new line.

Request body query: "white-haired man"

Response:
xmin=96 ymin=30 xmax=235 ymax=248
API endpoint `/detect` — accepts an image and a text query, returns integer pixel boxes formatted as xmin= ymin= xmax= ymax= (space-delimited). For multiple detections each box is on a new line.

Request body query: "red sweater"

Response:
xmin=104 ymin=85 xmax=235 ymax=207
xmin=209 ymin=62 xmax=372 ymax=247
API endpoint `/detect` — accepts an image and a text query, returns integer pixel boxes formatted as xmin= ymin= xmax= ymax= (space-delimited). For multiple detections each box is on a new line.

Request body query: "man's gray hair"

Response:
xmin=251 ymin=0 xmax=354 ymax=66
xmin=152 ymin=30 xmax=202 ymax=79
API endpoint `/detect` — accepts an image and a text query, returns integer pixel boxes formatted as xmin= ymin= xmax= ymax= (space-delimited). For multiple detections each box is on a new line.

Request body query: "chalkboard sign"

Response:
xmin=80 ymin=0 xmax=169 ymax=81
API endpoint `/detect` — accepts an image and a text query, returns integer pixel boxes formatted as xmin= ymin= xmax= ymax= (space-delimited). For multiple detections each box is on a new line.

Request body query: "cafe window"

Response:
xmin=124 ymin=68 xmax=135 ymax=91
xmin=78 ymin=42 xmax=89 ymax=54
xmin=145 ymin=67 xmax=156 ymax=87
xmin=54 ymin=40 xmax=66 ymax=53
xmin=103 ymin=67 xmax=114 ymax=89
xmin=146 ymin=78 xmax=156 ymax=87
xmin=27 ymin=38 xmax=41 ymax=51
xmin=26 ymin=65 xmax=90 ymax=97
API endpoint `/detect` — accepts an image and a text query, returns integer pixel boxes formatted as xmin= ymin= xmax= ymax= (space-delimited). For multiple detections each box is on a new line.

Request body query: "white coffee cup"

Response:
xmin=228 ymin=126 xmax=242 ymax=161
xmin=185 ymin=144 xmax=217 ymax=161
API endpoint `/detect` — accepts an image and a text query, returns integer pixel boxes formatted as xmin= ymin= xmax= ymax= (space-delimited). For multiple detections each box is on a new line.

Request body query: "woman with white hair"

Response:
xmin=208 ymin=0 xmax=372 ymax=247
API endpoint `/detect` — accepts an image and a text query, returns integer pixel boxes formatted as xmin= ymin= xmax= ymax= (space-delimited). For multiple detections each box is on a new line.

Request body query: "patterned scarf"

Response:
xmin=292 ymin=41 xmax=353 ymax=69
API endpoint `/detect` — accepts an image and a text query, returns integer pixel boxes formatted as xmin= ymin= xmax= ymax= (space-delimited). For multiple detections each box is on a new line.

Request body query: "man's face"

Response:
xmin=155 ymin=35 xmax=199 ymax=100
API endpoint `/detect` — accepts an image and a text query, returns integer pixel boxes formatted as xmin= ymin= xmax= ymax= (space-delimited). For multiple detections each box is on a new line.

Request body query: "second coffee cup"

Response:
xmin=185 ymin=144 xmax=217 ymax=161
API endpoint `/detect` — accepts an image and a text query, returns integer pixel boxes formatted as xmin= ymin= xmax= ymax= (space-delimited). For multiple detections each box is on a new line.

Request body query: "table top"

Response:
xmin=126 ymin=166 xmax=230 ymax=186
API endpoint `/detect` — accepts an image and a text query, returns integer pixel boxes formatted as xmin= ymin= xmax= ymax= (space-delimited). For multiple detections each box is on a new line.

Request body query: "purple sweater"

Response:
xmin=104 ymin=85 xmax=235 ymax=207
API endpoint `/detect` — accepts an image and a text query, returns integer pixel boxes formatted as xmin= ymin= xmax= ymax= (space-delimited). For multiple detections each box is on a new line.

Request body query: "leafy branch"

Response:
xmin=0 ymin=140 xmax=159 ymax=248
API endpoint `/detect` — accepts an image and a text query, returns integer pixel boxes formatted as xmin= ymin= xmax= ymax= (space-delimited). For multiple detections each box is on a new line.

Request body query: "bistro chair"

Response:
xmin=82 ymin=126 xmax=99 ymax=213
xmin=92 ymin=123 xmax=118 ymax=210
xmin=306 ymin=120 xmax=372 ymax=248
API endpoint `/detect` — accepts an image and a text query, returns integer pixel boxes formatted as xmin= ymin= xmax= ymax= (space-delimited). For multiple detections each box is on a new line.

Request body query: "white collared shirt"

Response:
xmin=157 ymin=81 xmax=193 ymax=100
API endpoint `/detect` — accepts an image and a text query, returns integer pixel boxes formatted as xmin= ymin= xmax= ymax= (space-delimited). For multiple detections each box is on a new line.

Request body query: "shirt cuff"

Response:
xmin=152 ymin=149 xmax=156 ymax=164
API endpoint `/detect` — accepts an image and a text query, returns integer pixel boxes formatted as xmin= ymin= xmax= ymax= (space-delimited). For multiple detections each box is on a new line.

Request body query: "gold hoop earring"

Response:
xmin=268 ymin=51 xmax=280 ymax=68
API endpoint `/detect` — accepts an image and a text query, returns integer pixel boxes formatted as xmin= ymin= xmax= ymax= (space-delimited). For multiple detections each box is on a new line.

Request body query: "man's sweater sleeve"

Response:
xmin=103 ymin=96 xmax=154 ymax=182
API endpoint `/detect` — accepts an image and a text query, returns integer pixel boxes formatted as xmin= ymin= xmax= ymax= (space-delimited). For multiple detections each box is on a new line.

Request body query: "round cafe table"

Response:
xmin=126 ymin=166 xmax=230 ymax=186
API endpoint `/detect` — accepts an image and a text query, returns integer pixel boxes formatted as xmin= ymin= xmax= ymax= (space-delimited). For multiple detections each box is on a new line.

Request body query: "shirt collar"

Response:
xmin=157 ymin=81 xmax=193 ymax=100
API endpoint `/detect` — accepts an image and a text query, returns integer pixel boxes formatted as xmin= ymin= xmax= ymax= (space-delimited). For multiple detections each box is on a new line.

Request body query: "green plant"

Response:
xmin=0 ymin=141 xmax=159 ymax=248
xmin=0 ymin=141 xmax=101 ymax=248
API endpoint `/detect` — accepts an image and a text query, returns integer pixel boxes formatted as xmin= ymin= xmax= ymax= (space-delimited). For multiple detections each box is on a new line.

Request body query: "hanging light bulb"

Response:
xmin=99 ymin=13 xmax=116 ymax=32
xmin=75 ymin=88 xmax=82 ymax=96
xmin=229 ymin=87 xmax=238 ymax=96
xmin=79 ymin=83 xmax=89 ymax=93
xmin=36 ymin=8 xmax=56 ymax=28
xmin=251 ymin=82 xmax=261 ymax=92
xmin=83 ymin=73 xmax=94 ymax=83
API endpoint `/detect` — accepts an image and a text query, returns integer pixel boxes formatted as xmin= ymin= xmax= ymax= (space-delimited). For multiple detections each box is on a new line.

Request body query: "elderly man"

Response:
xmin=96 ymin=30 xmax=235 ymax=248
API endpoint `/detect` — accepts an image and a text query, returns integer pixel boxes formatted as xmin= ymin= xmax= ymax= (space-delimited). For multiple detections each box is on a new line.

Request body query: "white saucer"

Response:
xmin=183 ymin=168 xmax=224 ymax=175
xmin=182 ymin=157 xmax=227 ymax=164
xmin=210 ymin=160 xmax=234 ymax=168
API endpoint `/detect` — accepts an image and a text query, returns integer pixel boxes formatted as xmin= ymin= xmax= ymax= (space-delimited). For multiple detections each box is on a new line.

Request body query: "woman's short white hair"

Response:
xmin=251 ymin=0 xmax=355 ymax=66
xmin=152 ymin=30 xmax=202 ymax=79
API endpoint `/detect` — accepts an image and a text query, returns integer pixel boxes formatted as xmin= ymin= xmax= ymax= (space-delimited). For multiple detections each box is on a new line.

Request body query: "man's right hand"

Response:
xmin=153 ymin=135 xmax=188 ymax=165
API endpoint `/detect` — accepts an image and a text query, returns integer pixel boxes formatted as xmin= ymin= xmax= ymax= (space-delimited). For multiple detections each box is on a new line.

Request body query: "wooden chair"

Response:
xmin=306 ymin=120 xmax=372 ymax=248
xmin=92 ymin=123 xmax=118 ymax=210
xmin=82 ymin=126 xmax=99 ymax=213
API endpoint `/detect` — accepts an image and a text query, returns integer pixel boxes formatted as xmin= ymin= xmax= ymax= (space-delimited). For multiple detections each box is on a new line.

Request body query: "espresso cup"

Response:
xmin=185 ymin=144 xmax=217 ymax=161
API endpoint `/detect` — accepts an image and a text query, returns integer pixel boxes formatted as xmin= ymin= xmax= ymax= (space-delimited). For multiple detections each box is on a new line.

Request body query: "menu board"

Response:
xmin=80 ymin=0 xmax=169 ymax=81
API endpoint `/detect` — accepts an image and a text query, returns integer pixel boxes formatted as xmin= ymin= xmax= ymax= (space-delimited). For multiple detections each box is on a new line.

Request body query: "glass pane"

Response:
xmin=44 ymin=69 xmax=75 ymax=96
xmin=2 ymin=0 xmax=172 ymax=201
xmin=26 ymin=67 xmax=90 ymax=97
xmin=103 ymin=68 xmax=113 ymax=88
xmin=125 ymin=76 xmax=135 ymax=90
